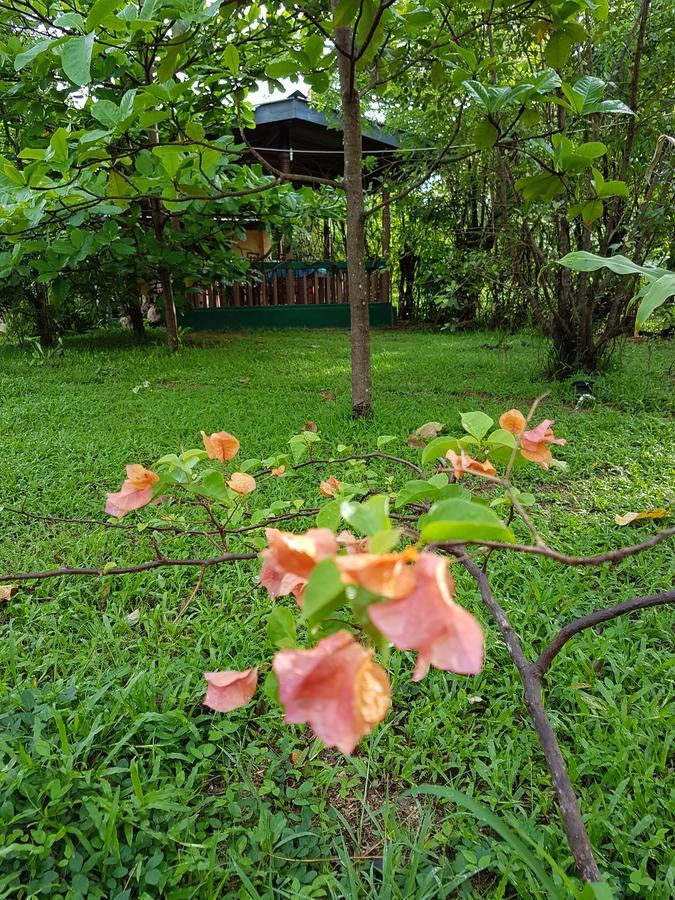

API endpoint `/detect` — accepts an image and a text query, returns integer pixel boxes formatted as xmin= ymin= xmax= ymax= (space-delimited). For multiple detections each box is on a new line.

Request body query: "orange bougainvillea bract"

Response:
xmin=200 ymin=430 xmax=240 ymax=462
xmin=273 ymin=630 xmax=391 ymax=754
xmin=446 ymin=449 xmax=497 ymax=479
xmin=203 ymin=668 xmax=258 ymax=712
xmin=259 ymin=527 xmax=337 ymax=605
xmin=368 ymin=553 xmax=484 ymax=681
xmin=499 ymin=409 xmax=566 ymax=469
xmin=105 ymin=464 xmax=159 ymax=518
xmin=227 ymin=472 xmax=256 ymax=495
xmin=319 ymin=475 xmax=341 ymax=497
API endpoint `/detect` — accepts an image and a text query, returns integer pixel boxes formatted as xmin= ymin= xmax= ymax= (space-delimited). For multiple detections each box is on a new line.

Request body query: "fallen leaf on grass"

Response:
xmin=304 ymin=420 xmax=318 ymax=433
xmin=614 ymin=508 xmax=668 ymax=526
xmin=238 ymin=376 xmax=251 ymax=384
xmin=125 ymin=608 xmax=140 ymax=625
xmin=406 ymin=421 xmax=445 ymax=447
xmin=417 ymin=421 xmax=445 ymax=439
xmin=320 ymin=390 xmax=335 ymax=402
xmin=0 ymin=585 xmax=17 ymax=602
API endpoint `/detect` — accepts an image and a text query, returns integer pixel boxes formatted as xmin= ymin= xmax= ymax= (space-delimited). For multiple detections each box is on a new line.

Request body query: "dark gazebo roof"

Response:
xmin=244 ymin=91 xmax=399 ymax=183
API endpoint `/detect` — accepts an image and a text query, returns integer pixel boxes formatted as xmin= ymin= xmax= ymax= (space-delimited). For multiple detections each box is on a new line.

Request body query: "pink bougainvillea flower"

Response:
xmin=336 ymin=531 xmax=369 ymax=554
xmin=445 ymin=449 xmax=497 ymax=480
xmin=498 ymin=410 xmax=565 ymax=469
xmin=259 ymin=527 xmax=338 ymax=604
xmin=499 ymin=408 xmax=527 ymax=436
xmin=273 ymin=630 xmax=391 ymax=754
xmin=227 ymin=472 xmax=256 ymax=495
xmin=336 ymin=547 xmax=418 ymax=600
xmin=105 ymin=464 xmax=159 ymax=518
xmin=271 ymin=465 xmax=286 ymax=477
xmin=200 ymin=430 xmax=240 ymax=462
xmin=203 ymin=668 xmax=258 ymax=712
xmin=319 ymin=475 xmax=341 ymax=498
xmin=368 ymin=553 xmax=484 ymax=682
xmin=520 ymin=419 xmax=566 ymax=469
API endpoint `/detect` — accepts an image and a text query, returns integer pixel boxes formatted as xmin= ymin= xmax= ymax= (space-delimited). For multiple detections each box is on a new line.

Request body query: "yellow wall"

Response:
xmin=233 ymin=228 xmax=272 ymax=259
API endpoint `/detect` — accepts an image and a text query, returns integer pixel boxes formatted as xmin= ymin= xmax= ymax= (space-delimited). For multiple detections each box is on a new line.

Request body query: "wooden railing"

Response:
xmin=190 ymin=260 xmax=390 ymax=309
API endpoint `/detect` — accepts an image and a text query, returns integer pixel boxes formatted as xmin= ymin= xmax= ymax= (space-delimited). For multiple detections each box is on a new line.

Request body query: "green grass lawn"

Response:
xmin=0 ymin=329 xmax=673 ymax=899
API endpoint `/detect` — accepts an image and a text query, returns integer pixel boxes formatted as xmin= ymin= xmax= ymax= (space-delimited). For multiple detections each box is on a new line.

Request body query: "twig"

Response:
xmin=0 ymin=552 xmax=257 ymax=584
xmin=457 ymin=552 xmax=602 ymax=883
xmin=535 ymin=589 xmax=675 ymax=676
xmin=174 ymin=567 xmax=207 ymax=622
xmin=433 ymin=527 xmax=675 ymax=565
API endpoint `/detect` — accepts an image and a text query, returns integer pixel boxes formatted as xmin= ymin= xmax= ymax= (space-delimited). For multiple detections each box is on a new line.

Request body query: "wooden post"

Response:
xmin=382 ymin=185 xmax=391 ymax=303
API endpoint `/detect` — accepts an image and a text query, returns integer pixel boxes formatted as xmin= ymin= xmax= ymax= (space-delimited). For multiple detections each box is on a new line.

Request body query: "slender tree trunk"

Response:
xmin=148 ymin=127 xmax=179 ymax=352
xmin=33 ymin=283 xmax=54 ymax=349
xmin=125 ymin=296 xmax=145 ymax=339
xmin=333 ymin=8 xmax=372 ymax=417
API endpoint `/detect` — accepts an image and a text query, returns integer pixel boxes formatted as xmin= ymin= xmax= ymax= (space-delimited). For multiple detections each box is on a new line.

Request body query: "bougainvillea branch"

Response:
xmin=535 ymin=588 xmax=675 ymax=676
xmin=2 ymin=410 xmax=671 ymax=891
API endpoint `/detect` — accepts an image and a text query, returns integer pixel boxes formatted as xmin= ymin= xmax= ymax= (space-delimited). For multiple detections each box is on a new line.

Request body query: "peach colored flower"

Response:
xmin=520 ymin=419 xmax=566 ymax=469
xmin=105 ymin=464 xmax=159 ymax=518
xmin=336 ymin=531 xmax=369 ymax=554
xmin=498 ymin=411 xmax=565 ymax=469
xmin=201 ymin=430 xmax=240 ymax=462
xmin=271 ymin=465 xmax=286 ymax=477
xmin=259 ymin=527 xmax=338 ymax=605
xmin=368 ymin=553 xmax=484 ymax=682
xmin=273 ymin=630 xmax=391 ymax=754
xmin=203 ymin=668 xmax=258 ymax=712
xmin=227 ymin=472 xmax=256 ymax=495
xmin=445 ymin=449 xmax=497 ymax=480
xmin=336 ymin=547 xmax=418 ymax=600
xmin=499 ymin=408 xmax=527 ymax=436
xmin=319 ymin=475 xmax=341 ymax=497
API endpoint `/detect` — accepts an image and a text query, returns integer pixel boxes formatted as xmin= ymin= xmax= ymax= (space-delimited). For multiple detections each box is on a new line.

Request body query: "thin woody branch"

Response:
xmin=535 ymin=589 xmax=675 ymax=676
xmin=0 ymin=552 xmax=257 ymax=584
xmin=457 ymin=552 xmax=603 ymax=883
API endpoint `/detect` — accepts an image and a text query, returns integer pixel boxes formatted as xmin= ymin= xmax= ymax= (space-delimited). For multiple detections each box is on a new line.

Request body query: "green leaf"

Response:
xmin=577 ymin=883 xmax=615 ymax=899
xmin=301 ymin=559 xmax=345 ymax=625
xmin=579 ymin=198 xmax=603 ymax=224
xmin=334 ymin=0 xmax=361 ymax=27
xmin=61 ymin=32 xmax=95 ymax=86
xmin=405 ymin=786 xmax=567 ymax=898
xmin=635 ymin=274 xmax=675 ymax=331
xmin=367 ymin=528 xmax=402 ymax=554
xmin=304 ymin=34 xmax=324 ymax=66
xmin=223 ymin=43 xmax=239 ymax=74
xmin=395 ymin=479 xmax=439 ymax=508
xmin=49 ymin=128 xmax=69 ymax=162
xmin=556 ymin=252 xmax=667 ymax=280
xmin=14 ymin=38 xmax=54 ymax=72
xmin=516 ymin=171 xmax=564 ymax=203
xmin=189 ymin=470 xmax=230 ymax=502
xmin=461 ymin=411 xmax=494 ymax=440
xmin=419 ymin=499 xmax=515 ymax=544
xmin=544 ymin=29 xmax=575 ymax=69
xmin=421 ymin=436 xmax=466 ymax=465
xmin=266 ymin=607 xmax=297 ymax=649
xmin=486 ymin=428 xmax=517 ymax=449
xmin=86 ymin=0 xmax=124 ymax=31
xmin=376 ymin=434 xmax=396 ymax=449
xmin=473 ymin=118 xmax=499 ymax=149
xmin=316 ymin=499 xmax=342 ymax=531
xmin=341 ymin=495 xmax=390 ymax=536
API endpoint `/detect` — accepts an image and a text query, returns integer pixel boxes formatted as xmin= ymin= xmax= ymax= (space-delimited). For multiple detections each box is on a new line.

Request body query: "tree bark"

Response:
xmin=33 ymin=283 xmax=55 ymax=349
xmin=333 ymin=6 xmax=372 ymax=417
xmin=125 ymin=295 xmax=145 ymax=339
xmin=148 ymin=127 xmax=179 ymax=352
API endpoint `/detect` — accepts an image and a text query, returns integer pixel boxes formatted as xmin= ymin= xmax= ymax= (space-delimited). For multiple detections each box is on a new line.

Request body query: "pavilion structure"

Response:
xmin=183 ymin=91 xmax=398 ymax=330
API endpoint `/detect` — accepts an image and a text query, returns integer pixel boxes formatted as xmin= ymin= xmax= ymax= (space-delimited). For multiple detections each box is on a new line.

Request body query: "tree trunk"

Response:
xmin=33 ymin=283 xmax=54 ymax=349
xmin=148 ymin=124 xmax=179 ymax=352
xmin=125 ymin=295 xmax=145 ymax=339
xmin=333 ymin=7 xmax=372 ymax=418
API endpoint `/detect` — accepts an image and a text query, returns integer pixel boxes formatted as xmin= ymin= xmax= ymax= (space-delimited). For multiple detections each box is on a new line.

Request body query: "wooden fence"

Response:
xmin=190 ymin=260 xmax=390 ymax=309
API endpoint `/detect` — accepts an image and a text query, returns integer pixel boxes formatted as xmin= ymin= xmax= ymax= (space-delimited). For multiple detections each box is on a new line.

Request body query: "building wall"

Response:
xmin=233 ymin=228 xmax=272 ymax=259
